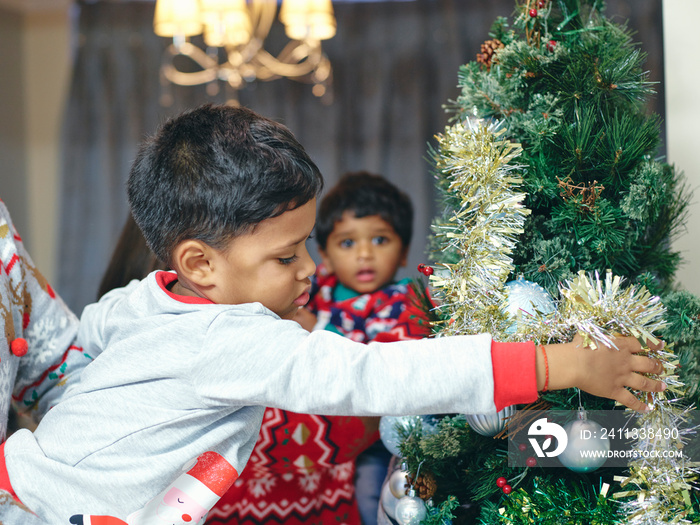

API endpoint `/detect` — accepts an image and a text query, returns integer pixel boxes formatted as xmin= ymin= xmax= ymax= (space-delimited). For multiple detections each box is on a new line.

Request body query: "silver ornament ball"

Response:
xmin=504 ymin=277 xmax=556 ymax=333
xmin=558 ymin=412 xmax=610 ymax=473
xmin=388 ymin=469 xmax=409 ymax=499
xmin=394 ymin=494 xmax=428 ymax=525
xmin=465 ymin=405 xmax=515 ymax=437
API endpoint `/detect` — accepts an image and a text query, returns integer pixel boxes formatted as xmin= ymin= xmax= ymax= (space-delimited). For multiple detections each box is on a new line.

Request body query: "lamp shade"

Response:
xmin=154 ymin=0 xmax=203 ymax=37
xmin=280 ymin=0 xmax=336 ymax=41
xmin=201 ymin=0 xmax=252 ymax=47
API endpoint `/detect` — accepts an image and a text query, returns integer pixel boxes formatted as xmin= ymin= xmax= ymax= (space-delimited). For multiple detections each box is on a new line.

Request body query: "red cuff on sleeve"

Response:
xmin=491 ymin=340 xmax=538 ymax=411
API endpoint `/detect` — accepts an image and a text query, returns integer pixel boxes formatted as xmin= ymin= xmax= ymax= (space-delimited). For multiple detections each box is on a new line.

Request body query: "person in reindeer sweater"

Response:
xmin=0 ymin=199 xmax=87 ymax=522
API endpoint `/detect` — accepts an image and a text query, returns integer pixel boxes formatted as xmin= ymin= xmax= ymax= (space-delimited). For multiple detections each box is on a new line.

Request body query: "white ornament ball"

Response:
xmin=465 ymin=405 xmax=516 ymax=437
xmin=388 ymin=469 xmax=409 ymax=499
xmin=504 ymin=277 xmax=556 ymax=332
xmin=381 ymin=478 xmax=400 ymax=520
xmin=557 ymin=412 xmax=610 ymax=473
xmin=394 ymin=494 xmax=428 ymax=525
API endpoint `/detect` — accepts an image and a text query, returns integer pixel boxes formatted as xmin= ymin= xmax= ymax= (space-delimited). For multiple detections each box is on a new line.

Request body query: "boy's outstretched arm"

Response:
xmin=541 ymin=335 xmax=666 ymax=412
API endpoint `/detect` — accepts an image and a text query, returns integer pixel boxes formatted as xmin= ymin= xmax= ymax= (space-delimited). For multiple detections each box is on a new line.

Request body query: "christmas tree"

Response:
xmin=385 ymin=1 xmax=700 ymax=524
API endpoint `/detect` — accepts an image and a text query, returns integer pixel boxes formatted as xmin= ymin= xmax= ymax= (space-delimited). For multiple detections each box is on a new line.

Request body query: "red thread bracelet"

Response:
xmin=539 ymin=344 xmax=549 ymax=392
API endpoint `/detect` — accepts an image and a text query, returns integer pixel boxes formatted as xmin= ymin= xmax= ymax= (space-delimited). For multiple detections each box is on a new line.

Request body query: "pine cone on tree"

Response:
xmin=406 ymin=471 xmax=438 ymax=500
xmin=476 ymin=39 xmax=504 ymax=71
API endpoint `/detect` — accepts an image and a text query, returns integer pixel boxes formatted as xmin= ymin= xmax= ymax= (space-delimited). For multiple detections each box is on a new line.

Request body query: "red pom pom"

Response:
xmin=496 ymin=476 xmax=507 ymax=488
xmin=417 ymin=264 xmax=434 ymax=276
xmin=502 ymin=484 xmax=513 ymax=495
xmin=529 ymin=8 xmax=538 ymax=17
xmin=10 ymin=337 xmax=28 ymax=357
xmin=526 ymin=457 xmax=537 ymax=467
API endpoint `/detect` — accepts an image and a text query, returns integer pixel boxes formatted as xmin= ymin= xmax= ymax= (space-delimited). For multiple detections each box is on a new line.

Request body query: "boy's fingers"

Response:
xmin=631 ymin=355 xmax=664 ymax=375
xmin=624 ymin=371 xmax=666 ymax=393
xmin=613 ymin=336 xmax=665 ymax=354
xmin=614 ymin=389 xmax=649 ymax=413
xmin=613 ymin=336 xmax=643 ymax=353
xmin=644 ymin=337 xmax=665 ymax=352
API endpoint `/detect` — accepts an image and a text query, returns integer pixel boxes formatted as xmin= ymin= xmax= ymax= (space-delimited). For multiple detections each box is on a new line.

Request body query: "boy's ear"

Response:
xmin=319 ymin=248 xmax=334 ymax=273
xmin=171 ymin=240 xmax=217 ymax=286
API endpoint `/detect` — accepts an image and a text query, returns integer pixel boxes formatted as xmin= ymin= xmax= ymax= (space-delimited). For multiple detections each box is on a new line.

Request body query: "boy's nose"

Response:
xmin=299 ymin=248 xmax=316 ymax=279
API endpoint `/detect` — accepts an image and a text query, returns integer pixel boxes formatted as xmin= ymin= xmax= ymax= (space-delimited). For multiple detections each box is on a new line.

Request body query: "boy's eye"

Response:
xmin=340 ymin=239 xmax=354 ymax=249
xmin=279 ymin=255 xmax=299 ymax=265
xmin=372 ymin=236 xmax=388 ymax=245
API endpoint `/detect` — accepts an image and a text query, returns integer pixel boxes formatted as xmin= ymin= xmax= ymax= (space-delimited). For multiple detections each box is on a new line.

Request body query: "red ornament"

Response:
xmin=537 ymin=0 xmax=546 ymax=7
xmin=526 ymin=457 xmax=537 ymax=467
xmin=417 ymin=264 xmax=434 ymax=276
xmin=518 ymin=443 xmax=527 ymax=452
xmin=496 ymin=476 xmax=507 ymax=488
xmin=547 ymin=39 xmax=557 ymax=52
xmin=529 ymin=8 xmax=538 ymax=17
xmin=502 ymin=484 xmax=513 ymax=495
xmin=10 ymin=337 xmax=28 ymax=357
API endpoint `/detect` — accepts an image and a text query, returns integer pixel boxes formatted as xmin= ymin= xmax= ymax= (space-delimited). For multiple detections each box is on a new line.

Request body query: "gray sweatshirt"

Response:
xmin=4 ymin=271 xmax=513 ymax=523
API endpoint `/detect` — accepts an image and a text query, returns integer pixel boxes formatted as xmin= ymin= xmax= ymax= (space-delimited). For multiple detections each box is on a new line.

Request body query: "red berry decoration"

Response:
xmin=518 ymin=443 xmax=527 ymax=452
xmin=502 ymin=484 xmax=513 ymax=495
xmin=537 ymin=0 xmax=546 ymax=7
xmin=10 ymin=337 xmax=28 ymax=357
xmin=417 ymin=264 xmax=434 ymax=276
xmin=529 ymin=8 xmax=538 ymax=17
xmin=526 ymin=456 xmax=537 ymax=467
xmin=496 ymin=476 xmax=507 ymax=488
xmin=547 ymin=39 xmax=557 ymax=52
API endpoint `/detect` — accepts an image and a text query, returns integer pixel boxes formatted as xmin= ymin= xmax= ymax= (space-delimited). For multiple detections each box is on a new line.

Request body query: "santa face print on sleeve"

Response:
xmin=69 ymin=451 xmax=238 ymax=525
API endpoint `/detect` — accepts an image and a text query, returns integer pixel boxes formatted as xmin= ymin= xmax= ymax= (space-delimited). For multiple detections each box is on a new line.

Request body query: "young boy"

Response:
xmin=301 ymin=171 xmax=424 ymax=341
xmin=0 ymin=104 xmax=665 ymax=524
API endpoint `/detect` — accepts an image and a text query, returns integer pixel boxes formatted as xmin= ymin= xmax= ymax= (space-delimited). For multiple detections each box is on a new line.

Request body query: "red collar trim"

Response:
xmin=155 ymin=271 xmax=214 ymax=305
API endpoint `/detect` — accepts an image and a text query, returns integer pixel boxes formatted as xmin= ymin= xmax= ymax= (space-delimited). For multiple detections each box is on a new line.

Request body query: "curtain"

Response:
xmin=57 ymin=0 xmax=664 ymax=314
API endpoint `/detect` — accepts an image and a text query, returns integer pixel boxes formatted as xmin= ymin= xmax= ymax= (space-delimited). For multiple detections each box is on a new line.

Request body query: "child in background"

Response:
xmin=309 ymin=171 xmax=427 ymax=525
xmin=0 ymin=104 xmax=666 ymax=524
xmin=304 ymin=171 xmax=427 ymax=343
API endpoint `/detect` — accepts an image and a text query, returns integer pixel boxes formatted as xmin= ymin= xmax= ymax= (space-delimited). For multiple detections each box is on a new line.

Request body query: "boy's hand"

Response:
xmin=293 ymin=307 xmax=317 ymax=332
xmin=543 ymin=334 xmax=666 ymax=412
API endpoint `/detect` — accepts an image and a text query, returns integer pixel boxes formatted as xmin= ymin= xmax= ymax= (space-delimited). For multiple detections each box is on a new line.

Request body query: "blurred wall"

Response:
xmin=663 ymin=0 xmax=700 ymax=295
xmin=0 ymin=0 xmax=697 ymax=294
xmin=0 ymin=0 xmax=72 ymax=283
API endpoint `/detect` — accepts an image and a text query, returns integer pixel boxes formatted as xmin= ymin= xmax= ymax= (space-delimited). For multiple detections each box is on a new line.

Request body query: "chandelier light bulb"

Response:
xmin=153 ymin=0 xmax=203 ymax=37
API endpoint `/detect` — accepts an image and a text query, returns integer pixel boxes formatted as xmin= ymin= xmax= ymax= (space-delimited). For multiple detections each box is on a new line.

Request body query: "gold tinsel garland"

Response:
xmin=427 ymin=118 xmax=698 ymax=523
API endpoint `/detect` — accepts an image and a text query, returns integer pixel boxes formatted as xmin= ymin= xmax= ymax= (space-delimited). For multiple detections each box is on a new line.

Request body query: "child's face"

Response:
xmin=320 ymin=212 xmax=407 ymax=294
xmin=208 ymin=199 xmax=317 ymax=319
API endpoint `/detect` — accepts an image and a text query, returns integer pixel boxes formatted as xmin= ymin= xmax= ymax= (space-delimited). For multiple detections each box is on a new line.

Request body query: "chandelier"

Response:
xmin=153 ymin=0 xmax=336 ymax=102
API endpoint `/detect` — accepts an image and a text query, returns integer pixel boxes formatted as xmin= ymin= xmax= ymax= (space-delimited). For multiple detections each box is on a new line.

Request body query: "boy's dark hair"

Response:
xmin=127 ymin=104 xmax=324 ymax=265
xmin=315 ymin=171 xmax=413 ymax=250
